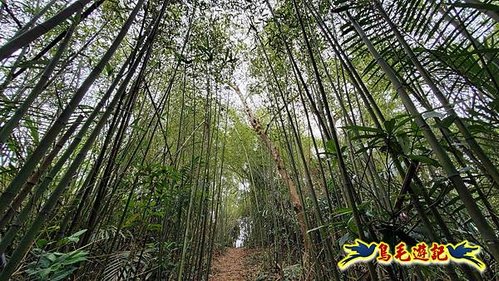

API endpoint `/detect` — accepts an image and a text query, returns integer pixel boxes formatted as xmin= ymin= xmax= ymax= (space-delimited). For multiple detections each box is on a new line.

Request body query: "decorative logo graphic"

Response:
xmin=338 ymin=239 xmax=485 ymax=272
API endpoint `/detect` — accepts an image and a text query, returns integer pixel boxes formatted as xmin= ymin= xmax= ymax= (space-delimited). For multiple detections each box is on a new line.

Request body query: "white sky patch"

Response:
xmin=237 ymin=180 xmax=250 ymax=192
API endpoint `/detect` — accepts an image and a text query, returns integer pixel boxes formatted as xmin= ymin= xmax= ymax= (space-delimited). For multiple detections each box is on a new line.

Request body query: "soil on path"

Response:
xmin=209 ymin=247 xmax=259 ymax=281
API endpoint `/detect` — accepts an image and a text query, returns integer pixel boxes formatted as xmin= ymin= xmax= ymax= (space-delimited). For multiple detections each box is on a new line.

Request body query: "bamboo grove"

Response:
xmin=0 ymin=0 xmax=498 ymax=280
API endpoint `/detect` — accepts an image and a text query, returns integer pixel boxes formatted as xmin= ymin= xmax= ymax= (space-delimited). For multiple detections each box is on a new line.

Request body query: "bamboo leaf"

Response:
xmin=343 ymin=125 xmax=383 ymax=133
xmin=451 ymin=2 xmax=499 ymax=12
xmin=407 ymin=154 xmax=440 ymax=166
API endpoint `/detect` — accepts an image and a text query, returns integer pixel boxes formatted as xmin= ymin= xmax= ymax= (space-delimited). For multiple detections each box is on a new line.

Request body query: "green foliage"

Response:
xmin=282 ymin=264 xmax=302 ymax=281
xmin=25 ymin=230 xmax=88 ymax=281
xmin=1 ymin=0 xmax=498 ymax=280
xmin=25 ymin=249 xmax=88 ymax=281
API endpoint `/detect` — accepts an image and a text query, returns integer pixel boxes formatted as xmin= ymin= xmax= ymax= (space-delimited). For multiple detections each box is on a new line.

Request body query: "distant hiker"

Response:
xmin=231 ymin=223 xmax=240 ymax=247
xmin=0 ymin=252 xmax=6 ymax=269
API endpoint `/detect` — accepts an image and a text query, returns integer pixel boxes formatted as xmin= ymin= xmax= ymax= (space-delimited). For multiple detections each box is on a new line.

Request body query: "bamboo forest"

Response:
xmin=0 ymin=0 xmax=499 ymax=280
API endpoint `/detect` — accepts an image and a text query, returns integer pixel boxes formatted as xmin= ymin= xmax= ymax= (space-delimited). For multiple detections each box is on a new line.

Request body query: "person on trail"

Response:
xmin=231 ymin=223 xmax=240 ymax=247
xmin=0 ymin=252 xmax=5 ymax=269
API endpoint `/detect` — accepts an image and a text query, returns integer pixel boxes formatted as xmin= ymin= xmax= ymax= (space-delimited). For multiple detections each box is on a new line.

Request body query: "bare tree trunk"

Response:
xmin=228 ymin=83 xmax=311 ymax=269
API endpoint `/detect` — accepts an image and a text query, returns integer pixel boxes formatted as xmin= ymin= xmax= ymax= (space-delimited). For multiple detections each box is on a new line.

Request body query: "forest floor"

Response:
xmin=209 ymin=247 xmax=263 ymax=281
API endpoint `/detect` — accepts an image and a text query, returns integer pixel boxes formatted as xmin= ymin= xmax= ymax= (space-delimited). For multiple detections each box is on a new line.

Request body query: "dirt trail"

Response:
xmin=209 ymin=247 xmax=258 ymax=281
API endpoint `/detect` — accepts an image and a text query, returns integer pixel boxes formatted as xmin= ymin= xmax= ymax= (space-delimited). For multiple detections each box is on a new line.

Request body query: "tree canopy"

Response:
xmin=0 ymin=0 xmax=498 ymax=280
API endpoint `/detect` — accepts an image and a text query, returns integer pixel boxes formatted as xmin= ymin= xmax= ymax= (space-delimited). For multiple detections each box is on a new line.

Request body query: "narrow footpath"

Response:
xmin=209 ymin=248 xmax=258 ymax=281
